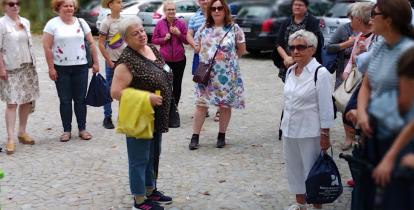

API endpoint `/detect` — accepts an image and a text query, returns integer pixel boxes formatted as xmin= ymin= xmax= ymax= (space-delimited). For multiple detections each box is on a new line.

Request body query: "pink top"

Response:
xmin=344 ymin=32 xmax=374 ymax=74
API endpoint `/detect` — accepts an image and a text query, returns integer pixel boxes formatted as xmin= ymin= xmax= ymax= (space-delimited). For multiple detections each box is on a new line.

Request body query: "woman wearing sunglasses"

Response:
xmin=0 ymin=0 xmax=39 ymax=154
xmin=188 ymin=0 xmax=246 ymax=150
xmin=281 ymin=29 xmax=334 ymax=210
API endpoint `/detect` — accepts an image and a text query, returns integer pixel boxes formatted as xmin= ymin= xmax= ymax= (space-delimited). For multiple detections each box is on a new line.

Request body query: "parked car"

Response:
xmin=138 ymin=0 xmax=199 ymax=40
xmin=96 ymin=0 xmax=144 ymax=32
xmin=77 ymin=0 xmax=101 ymax=35
xmin=234 ymin=0 xmax=332 ymax=55
xmin=319 ymin=0 xmax=377 ymax=44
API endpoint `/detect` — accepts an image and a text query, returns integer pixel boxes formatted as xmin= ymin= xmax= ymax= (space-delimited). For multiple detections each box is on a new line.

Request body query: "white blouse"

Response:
xmin=0 ymin=15 xmax=35 ymax=70
xmin=281 ymin=58 xmax=334 ymax=138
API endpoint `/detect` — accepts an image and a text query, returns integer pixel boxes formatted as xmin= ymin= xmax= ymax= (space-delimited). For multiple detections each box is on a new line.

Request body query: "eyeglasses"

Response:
xmin=371 ymin=10 xmax=383 ymax=18
xmin=6 ymin=1 xmax=20 ymax=7
xmin=210 ymin=6 xmax=224 ymax=12
xmin=288 ymin=44 xmax=311 ymax=51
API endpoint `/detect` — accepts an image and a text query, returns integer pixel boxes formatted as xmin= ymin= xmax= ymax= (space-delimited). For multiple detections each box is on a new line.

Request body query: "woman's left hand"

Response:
xmin=170 ymin=26 xmax=180 ymax=35
xmin=92 ymin=63 xmax=99 ymax=74
xmin=320 ymin=135 xmax=331 ymax=151
xmin=372 ymin=156 xmax=394 ymax=187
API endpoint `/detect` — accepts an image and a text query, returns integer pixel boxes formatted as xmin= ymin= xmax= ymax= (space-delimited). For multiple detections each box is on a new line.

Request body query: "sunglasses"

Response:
xmin=211 ymin=6 xmax=224 ymax=12
xmin=288 ymin=44 xmax=311 ymax=51
xmin=6 ymin=1 xmax=20 ymax=7
xmin=371 ymin=9 xmax=383 ymax=18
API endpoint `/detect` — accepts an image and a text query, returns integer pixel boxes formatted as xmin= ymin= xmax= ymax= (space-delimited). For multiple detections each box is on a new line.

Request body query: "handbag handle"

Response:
xmin=209 ymin=24 xmax=235 ymax=64
xmin=343 ymin=67 xmax=362 ymax=93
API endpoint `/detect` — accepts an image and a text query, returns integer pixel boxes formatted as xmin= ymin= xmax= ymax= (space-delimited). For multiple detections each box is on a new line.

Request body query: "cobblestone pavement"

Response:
xmin=0 ymin=36 xmax=352 ymax=210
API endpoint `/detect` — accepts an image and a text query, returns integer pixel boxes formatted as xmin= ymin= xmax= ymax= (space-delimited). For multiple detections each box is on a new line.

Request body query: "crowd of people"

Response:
xmin=1 ymin=0 xmax=414 ymax=209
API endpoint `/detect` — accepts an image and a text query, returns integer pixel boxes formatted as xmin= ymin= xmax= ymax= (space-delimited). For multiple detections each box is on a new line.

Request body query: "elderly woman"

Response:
xmin=0 ymin=0 xmax=39 ymax=154
xmin=337 ymin=2 xmax=375 ymax=151
xmin=43 ymin=0 xmax=99 ymax=142
xmin=188 ymin=0 xmax=246 ymax=150
xmin=275 ymin=0 xmax=324 ymax=82
xmin=281 ymin=29 xmax=334 ymax=210
xmin=355 ymin=0 xmax=414 ymax=208
xmin=111 ymin=17 xmax=173 ymax=210
xmin=152 ymin=0 xmax=188 ymax=107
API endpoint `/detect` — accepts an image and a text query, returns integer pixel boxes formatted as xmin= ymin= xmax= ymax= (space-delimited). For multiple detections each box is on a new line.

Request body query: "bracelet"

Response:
xmin=320 ymin=131 xmax=329 ymax=137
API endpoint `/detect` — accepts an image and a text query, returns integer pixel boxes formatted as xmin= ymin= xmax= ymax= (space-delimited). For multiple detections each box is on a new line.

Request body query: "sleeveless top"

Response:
xmin=116 ymin=45 xmax=172 ymax=133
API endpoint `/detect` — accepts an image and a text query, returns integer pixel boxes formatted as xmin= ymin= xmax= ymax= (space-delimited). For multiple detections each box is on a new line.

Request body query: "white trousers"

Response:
xmin=283 ymin=136 xmax=321 ymax=194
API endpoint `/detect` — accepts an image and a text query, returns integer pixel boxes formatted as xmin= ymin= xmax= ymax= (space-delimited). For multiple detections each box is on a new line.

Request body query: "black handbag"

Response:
xmin=86 ymin=73 xmax=112 ymax=107
xmin=78 ymin=18 xmax=93 ymax=68
xmin=193 ymin=24 xmax=234 ymax=85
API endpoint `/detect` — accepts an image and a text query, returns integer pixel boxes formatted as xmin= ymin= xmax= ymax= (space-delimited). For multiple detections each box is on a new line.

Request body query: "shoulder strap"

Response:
xmin=313 ymin=65 xmax=324 ymax=85
xmin=211 ymin=24 xmax=235 ymax=62
xmin=77 ymin=18 xmax=86 ymax=36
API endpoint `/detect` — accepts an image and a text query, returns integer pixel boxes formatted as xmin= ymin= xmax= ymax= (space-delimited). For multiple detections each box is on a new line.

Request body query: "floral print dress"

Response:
xmin=194 ymin=24 xmax=245 ymax=109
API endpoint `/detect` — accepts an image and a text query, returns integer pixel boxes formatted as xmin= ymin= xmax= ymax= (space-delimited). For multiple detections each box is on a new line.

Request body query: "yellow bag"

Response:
xmin=116 ymin=88 xmax=154 ymax=139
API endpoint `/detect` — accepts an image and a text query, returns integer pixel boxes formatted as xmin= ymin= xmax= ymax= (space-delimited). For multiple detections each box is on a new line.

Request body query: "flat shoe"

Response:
xmin=78 ymin=130 xmax=92 ymax=140
xmin=6 ymin=143 xmax=15 ymax=155
xmin=60 ymin=132 xmax=71 ymax=142
xmin=18 ymin=133 xmax=35 ymax=145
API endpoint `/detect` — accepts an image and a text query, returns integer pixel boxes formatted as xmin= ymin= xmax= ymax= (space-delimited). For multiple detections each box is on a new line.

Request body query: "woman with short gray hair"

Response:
xmin=111 ymin=17 xmax=172 ymax=210
xmin=282 ymin=29 xmax=334 ymax=210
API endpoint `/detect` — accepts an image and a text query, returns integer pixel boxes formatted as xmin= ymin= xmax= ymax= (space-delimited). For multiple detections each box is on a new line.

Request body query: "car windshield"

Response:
xmin=139 ymin=2 xmax=163 ymax=12
xmin=325 ymin=3 xmax=351 ymax=18
xmin=237 ymin=5 xmax=272 ymax=19
xmin=176 ymin=1 xmax=198 ymax=13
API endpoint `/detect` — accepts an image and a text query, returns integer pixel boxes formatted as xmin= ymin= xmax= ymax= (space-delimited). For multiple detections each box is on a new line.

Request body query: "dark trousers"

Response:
xmin=55 ymin=64 xmax=88 ymax=132
xmin=166 ymin=58 xmax=186 ymax=106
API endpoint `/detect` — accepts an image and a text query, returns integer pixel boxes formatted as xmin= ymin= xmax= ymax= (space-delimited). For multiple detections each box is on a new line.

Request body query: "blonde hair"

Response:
xmin=163 ymin=0 xmax=176 ymax=12
xmin=51 ymin=0 xmax=78 ymax=13
xmin=101 ymin=0 xmax=114 ymax=9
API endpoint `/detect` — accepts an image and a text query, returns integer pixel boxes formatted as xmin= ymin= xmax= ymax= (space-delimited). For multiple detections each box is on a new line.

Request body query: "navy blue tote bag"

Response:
xmin=305 ymin=150 xmax=343 ymax=204
xmin=86 ymin=73 xmax=112 ymax=107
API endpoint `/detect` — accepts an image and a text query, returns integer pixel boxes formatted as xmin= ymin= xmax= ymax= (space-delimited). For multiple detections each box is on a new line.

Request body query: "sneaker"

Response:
xmin=133 ymin=199 xmax=164 ymax=210
xmin=147 ymin=190 xmax=172 ymax=204
xmin=287 ymin=204 xmax=307 ymax=210
xmin=103 ymin=117 xmax=115 ymax=129
xmin=189 ymin=136 xmax=199 ymax=150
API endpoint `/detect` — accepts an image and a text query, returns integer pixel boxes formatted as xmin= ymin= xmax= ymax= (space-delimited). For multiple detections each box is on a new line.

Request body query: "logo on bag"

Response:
xmin=331 ymin=175 xmax=339 ymax=186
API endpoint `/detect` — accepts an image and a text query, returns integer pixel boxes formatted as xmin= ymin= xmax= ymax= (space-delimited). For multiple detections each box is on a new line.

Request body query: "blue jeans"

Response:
xmin=126 ymin=132 xmax=162 ymax=196
xmin=103 ymin=63 xmax=114 ymax=118
xmin=55 ymin=64 xmax=88 ymax=132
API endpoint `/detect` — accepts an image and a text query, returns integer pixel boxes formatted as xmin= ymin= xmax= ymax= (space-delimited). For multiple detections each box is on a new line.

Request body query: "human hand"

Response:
xmin=0 ymin=68 xmax=7 ymax=80
xmin=149 ymin=93 xmax=163 ymax=106
xmin=357 ymin=110 xmax=373 ymax=138
xmin=401 ymin=154 xmax=414 ymax=169
xmin=170 ymin=26 xmax=181 ymax=35
xmin=108 ymin=60 xmax=115 ymax=69
xmin=164 ymin=33 xmax=171 ymax=41
xmin=194 ymin=45 xmax=201 ymax=53
xmin=372 ymin=156 xmax=394 ymax=187
xmin=49 ymin=67 xmax=58 ymax=81
xmin=92 ymin=63 xmax=99 ymax=74
xmin=347 ymin=36 xmax=356 ymax=46
xmin=283 ymin=56 xmax=294 ymax=68
xmin=342 ymin=71 xmax=350 ymax=80
xmin=346 ymin=109 xmax=358 ymax=125
xmin=320 ymin=135 xmax=331 ymax=151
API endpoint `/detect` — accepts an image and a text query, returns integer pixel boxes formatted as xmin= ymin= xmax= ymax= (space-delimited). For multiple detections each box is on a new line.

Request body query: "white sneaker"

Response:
xmin=287 ymin=204 xmax=307 ymax=210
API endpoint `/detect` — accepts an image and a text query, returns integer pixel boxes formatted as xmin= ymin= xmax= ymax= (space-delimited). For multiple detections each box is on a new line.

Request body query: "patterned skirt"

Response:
xmin=0 ymin=63 xmax=39 ymax=104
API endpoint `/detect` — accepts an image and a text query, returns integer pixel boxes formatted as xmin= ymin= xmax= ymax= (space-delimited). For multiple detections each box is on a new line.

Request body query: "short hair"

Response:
xmin=291 ymin=0 xmax=309 ymax=7
xmin=288 ymin=29 xmax=318 ymax=48
xmin=163 ymin=0 xmax=176 ymax=12
xmin=101 ymin=0 xmax=114 ymax=9
xmin=350 ymin=2 xmax=375 ymax=25
xmin=205 ymin=0 xmax=232 ymax=28
xmin=397 ymin=47 xmax=414 ymax=78
xmin=51 ymin=0 xmax=78 ymax=13
xmin=118 ymin=16 xmax=144 ymax=40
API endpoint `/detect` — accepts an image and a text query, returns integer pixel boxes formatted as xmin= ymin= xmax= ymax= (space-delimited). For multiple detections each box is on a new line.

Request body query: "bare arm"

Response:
xmin=98 ymin=34 xmax=113 ymax=68
xmin=0 ymin=52 xmax=7 ymax=80
xmin=186 ymin=29 xmax=196 ymax=49
xmin=357 ymin=75 xmax=373 ymax=137
xmin=111 ymin=64 xmax=133 ymax=101
xmin=85 ymin=32 xmax=99 ymax=73
xmin=236 ymin=42 xmax=246 ymax=57
xmin=42 ymin=32 xmax=58 ymax=81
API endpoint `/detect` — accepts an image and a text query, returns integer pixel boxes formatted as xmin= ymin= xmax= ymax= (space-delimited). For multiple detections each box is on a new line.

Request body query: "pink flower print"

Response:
xmin=77 ymin=28 xmax=81 ymax=33
xmin=57 ymin=46 xmax=63 ymax=54
xmin=81 ymin=44 xmax=85 ymax=50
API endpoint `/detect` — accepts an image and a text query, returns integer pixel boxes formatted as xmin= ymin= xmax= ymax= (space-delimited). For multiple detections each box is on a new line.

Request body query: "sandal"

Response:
xmin=214 ymin=111 xmax=220 ymax=122
xmin=18 ymin=133 xmax=35 ymax=145
xmin=78 ymin=130 xmax=92 ymax=140
xmin=6 ymin=142 xmax=15 ymax=155
xmin=60 ymin=132 xmax=71 ymax=142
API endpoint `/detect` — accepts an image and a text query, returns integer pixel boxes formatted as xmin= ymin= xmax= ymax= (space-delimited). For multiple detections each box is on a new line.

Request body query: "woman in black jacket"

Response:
xmin=275 ymin=0 xmax=324 ymax=82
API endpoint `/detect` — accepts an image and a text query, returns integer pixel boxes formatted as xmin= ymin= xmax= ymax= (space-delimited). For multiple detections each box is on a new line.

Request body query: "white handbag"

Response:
xmin=333 ymin=66 xmax=363 ymax=113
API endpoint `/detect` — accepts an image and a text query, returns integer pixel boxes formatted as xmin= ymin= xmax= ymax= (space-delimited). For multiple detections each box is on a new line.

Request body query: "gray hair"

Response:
xmin=163 ymin=0 xmax=176 ymax=11
xmin=288 ymin=29 xmax=318 ymax=48
xmin=118 ymin=17 xmax=143 ymax=39
xmin=350 ymin=2 xmax=375 ymax=25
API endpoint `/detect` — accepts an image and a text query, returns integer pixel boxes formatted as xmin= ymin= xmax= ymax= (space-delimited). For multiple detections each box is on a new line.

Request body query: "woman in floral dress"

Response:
xmin=188 ymin=0 xmax=246 ymax=150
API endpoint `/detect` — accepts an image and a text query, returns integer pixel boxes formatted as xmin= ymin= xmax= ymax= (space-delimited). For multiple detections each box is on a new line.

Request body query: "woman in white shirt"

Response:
xmin=43 ymin=0 xmax=99 ymax=142
xmin=0 ymin=0 xmax=40 ymax=155
xmin=281 ymin=29 xmax=334 ymax=210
